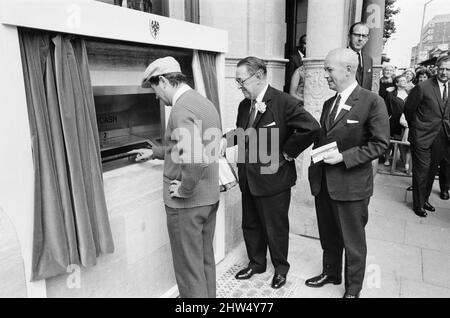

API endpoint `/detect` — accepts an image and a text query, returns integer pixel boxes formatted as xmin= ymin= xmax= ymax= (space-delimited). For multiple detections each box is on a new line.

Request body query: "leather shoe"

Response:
xmin=343 ymin=292 xmax=360 ymax=298
xmin=423 ymin=201 xmax=435 ymax=212
xmin=440 ymin=191 xmax=450 ymax=200
xmin=305 ymin=273 xmax=341 ymax=288
xmin=271 ymin=273 xmax=287 ymax=289
xmin=414 ymin=208 xmax=427 ymax=217
xmin=235 ymin=267 xmax=265 ymax=280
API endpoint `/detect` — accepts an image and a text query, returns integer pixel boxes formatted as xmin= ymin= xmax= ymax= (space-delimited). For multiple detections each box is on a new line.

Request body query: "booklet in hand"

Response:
xmin=310 ymin=142 xmax=338 ymax=164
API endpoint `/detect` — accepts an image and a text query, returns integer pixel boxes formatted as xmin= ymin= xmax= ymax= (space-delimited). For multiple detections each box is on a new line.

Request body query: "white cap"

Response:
xmin=141 ymin=56 xmax=181 ymax=88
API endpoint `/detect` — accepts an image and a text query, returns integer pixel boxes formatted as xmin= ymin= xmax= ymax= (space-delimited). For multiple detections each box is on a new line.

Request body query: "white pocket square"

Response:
xmin=347 ymin=119 xmax=359 ymax=124
xmin=263 ymin=122 xmax=276 ymax=127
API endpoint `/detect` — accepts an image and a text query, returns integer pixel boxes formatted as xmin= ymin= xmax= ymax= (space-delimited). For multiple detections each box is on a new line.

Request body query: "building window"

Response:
xmin=96 ymin=0 xmax=169 ymax=16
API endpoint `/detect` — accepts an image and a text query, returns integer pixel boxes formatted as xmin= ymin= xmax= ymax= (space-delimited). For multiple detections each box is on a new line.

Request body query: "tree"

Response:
xmin=384 ymin=0 xmax=400 ymax=40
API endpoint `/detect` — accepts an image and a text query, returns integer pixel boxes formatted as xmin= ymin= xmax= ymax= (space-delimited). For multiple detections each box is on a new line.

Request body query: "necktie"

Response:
xmin=357 ymin=52 xmax=363 ymax=83
xmin=443 ymin=83 xmax=448 ymax=105
xmin=328 ymin=94 xmax=341 ymax=127
xmin=247 ymin=100 xmax=257 ymax=128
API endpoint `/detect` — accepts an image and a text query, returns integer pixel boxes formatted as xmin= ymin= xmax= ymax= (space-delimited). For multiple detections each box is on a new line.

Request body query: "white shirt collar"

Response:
xmin=255 ymin=83 xmax=269 ymax=102
xmin=338 ymin=81 xmax=358 ymax=104
xmin=298 ymin=50 xmax=305 ymax=59
xmin=172 ymin=84 xmax=191 ymax=106
xmin=331 ymin=81 xmax=358 ymax=120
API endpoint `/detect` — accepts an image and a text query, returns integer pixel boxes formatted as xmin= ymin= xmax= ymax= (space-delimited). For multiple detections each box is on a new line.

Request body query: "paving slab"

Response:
xmin=422 ymin=248 xmax=450 ymax=289
xmin=404 ymin=222 xmax=450 ymax=253
xmin=366 ymin=213 xmax=406 ymax=244
xmin=366 ymin=239 xmax=422 ymax=281
xmin=400 ymin=277 xmax=450 ymax=298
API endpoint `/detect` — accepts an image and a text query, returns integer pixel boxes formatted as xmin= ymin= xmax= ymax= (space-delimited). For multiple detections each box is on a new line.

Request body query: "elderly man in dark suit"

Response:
xmin=404 ymin=56 xmax=450 ymax=217
xmin=348 ymin=22 xmax=373 ymax=91
xmin=222 ymin=56 xmax=320 ymax=289
xmin=131 ymin=56 xmax=221 ymax=298
xmin=306 ymin=48 xmax=389 ymax=298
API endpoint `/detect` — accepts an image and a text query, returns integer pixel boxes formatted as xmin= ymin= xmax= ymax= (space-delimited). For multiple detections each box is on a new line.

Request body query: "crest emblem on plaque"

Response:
xmin=150 ymin=20 xmax=160 ymax=39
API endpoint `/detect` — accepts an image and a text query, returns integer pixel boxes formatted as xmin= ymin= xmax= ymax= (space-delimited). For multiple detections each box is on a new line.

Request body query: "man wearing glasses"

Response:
xmin=404 ymin=56 xmax=450 ymax=217
xmin=221 ymin=56 xmax=320 ymax=289
xmin=348 ymin=22 xmax=373 ymax=91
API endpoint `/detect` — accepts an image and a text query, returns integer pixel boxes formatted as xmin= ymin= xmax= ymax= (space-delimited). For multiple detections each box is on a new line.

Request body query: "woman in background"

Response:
xmin=384 ymin=74 xmax=410 ymax=168
xmin=379 ymin=64 xmax=396 ymax=100
xmin=415 ymin=68 xmax=432 ymax=84
xmin=403 ymin=69 xmax=416 ymax=93
xmin=289 ymin=65 xmax=306 ymax=103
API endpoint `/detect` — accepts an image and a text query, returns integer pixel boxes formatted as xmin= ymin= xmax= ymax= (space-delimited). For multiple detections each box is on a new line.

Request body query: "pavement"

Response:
xmin=216 ymin=173 xmax=450 ymax=298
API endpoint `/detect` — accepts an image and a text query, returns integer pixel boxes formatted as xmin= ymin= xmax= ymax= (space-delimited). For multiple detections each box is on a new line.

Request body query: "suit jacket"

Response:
xmin=287 ymin=52 xmax=303 ymax=80
xmin=385 ymin=89 xmax=407 ymax=138
xmin=226 ymin=85 xmax=320 ymax=197
xmin=308 ymin=85 xmax=390 ymax=201
xmin=404 ymin=77 xmax=450 ymax=149
xmin=356 ymin=51 xmax=373 ymax=91
xmin=152 ymin=89 xmax=221 ymax=209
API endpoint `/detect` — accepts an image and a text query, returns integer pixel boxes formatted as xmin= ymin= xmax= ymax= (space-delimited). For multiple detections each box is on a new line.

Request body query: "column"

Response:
xmin=361 ymin=0 xmax=386 ymax=92
xmin=303 ymin=0 xmax=348 ymax=119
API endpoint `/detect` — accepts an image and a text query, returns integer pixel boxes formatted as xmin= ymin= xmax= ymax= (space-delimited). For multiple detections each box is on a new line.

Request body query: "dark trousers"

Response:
xmin=439 ymin=157 xmax=450 ymax=192
xmin=165 ymin=201 xmax=219 ymax=298
xmin=315 ymin=177 xmax=369 ymax=295
xmin=242 ymin=182 xmax=291 ymax=275
xmin=412 ymin=129 xmax=450 ymax=210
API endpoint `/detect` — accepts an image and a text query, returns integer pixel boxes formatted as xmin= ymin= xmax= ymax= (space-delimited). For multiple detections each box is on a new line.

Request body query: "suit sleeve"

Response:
xmin=283 ymin=100 xmax=321 ymax=158
xmin=151 ymin=145 xmax=166 ymax=160
xmin=341 ymin=95 xmax=390 ymax=169
xmin=171 ymin=109 xmax=207 ymax=198
xmin=224 ymin=101 xmax=244 ymax=147
xmin=404 ymin=84 xmax=422 ymax=125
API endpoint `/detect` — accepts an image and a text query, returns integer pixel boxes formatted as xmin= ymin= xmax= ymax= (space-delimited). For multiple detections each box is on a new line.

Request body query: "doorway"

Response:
xmin=285 ymin=0 xmax=308 ymax=92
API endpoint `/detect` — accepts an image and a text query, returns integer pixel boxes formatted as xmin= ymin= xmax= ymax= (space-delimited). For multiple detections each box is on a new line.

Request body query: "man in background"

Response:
xmin=348 ymin=22 xmax=373 ymax=91
xmin=285 ymin=34 xmax=307 ymax=92
xmin=404 ymin=56 xmax=450 ymax=217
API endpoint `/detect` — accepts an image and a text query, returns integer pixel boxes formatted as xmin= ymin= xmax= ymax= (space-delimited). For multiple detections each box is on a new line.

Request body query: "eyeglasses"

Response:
xmin=352 ymin=33 xmax=369 ymax=39
xmin=235 ymin=73 xmax=256 ymax=87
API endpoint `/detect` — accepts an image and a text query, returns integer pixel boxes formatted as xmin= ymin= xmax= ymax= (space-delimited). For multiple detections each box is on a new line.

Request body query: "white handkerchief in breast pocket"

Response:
xmin=346 ymin=119 xmax=359 ymax=124
xmin=263 ymin=122 xmax=276 ymax=127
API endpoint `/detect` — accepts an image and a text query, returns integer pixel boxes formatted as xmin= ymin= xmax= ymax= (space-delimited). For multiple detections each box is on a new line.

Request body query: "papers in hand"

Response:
xmin=219 ymin=157 xmax=238 ymax=192
xmin=310 ymin=142 xmax=338 ymax=164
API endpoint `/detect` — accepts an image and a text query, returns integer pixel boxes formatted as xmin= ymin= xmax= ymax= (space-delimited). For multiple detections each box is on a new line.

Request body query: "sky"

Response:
xmin=384 ymin=0 xmax=450 ymax=68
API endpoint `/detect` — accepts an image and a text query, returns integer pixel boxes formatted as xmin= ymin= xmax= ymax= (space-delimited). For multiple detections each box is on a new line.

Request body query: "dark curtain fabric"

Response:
xmin=197 ymin=51 xmax=221 ymax=123
xmin=19 ymin=29 xmax=114 ymax=281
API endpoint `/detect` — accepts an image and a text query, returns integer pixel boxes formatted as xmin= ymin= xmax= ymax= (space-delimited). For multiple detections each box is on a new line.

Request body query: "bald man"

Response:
xmin=306 ymin=48 xmax=389 ymax=298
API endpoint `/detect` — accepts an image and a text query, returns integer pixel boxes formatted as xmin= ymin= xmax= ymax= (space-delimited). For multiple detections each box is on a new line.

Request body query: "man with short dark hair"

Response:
xmin=131 ymin=56 xmax=222 ymax=298
xmin=222 ymin=56 xmax=320 ymax=289
xmin=405 ymin=55 xmax=450 ymax=217
xmin=348 ymin=22 xmax=373 ymax=91
xmin=285 ymin=34 xmax=307 ymax=92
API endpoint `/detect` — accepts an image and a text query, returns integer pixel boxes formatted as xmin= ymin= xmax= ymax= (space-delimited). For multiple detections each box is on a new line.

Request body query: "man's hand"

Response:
xmin=323 ymin=150 xmax=343 ymax=165
xmin=128 ymin=149 xmax=154 ymax=162
xmin=169 ymin=180 xmax=189 ymax=198
xmin=219 ymin=138 xmax=227 ymax=158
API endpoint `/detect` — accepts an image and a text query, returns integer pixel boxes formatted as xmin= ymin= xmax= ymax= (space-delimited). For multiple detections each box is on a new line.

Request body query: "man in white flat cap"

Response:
xmin=130 ymin=56 xmax=222 ymax=298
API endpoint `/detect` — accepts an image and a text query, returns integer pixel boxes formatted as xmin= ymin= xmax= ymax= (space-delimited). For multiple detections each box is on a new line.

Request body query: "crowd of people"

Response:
xmin=129 ymin=20 xmax=449 ymax=299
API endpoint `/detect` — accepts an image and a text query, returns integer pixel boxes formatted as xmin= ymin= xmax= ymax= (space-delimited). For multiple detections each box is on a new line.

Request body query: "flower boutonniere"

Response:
xmin=255 ymin=101 xmax=267 ymax=114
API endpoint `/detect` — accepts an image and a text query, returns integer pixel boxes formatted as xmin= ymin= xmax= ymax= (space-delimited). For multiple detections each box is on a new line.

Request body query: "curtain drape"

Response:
xmin=19 ymin=29 xmax=114 ymax=281
xmin=196 ymin=51 xmax=221 ymax=122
